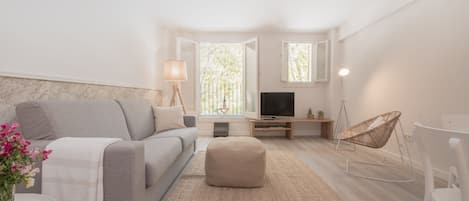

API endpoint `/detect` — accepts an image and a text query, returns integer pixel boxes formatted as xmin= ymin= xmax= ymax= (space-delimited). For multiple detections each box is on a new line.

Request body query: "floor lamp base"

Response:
xmin=334 ymin=100 xmax=350 ymax=150
xmin=169 ymin=82 xmax=187 ymax=114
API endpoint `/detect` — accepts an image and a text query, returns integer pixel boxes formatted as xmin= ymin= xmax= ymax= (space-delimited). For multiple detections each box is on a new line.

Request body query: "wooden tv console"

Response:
xmin=249 ymin=118 xmax=334 ymax=140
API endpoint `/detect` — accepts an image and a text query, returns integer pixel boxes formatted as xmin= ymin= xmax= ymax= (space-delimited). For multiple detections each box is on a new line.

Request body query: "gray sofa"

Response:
xmin=14 ymin=99 xmax=197 ymax=201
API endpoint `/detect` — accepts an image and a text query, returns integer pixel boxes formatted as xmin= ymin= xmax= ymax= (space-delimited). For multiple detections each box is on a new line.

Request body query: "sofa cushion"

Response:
xmin=16 ymin=100 xmax=131 ymax=140
xmin=143 ymin=137 xmax=182 ymax=187
xmin=153 ymin=106 xmax=186 ymax=133
xmin=147 ymin=127 xmax=198 ymax=151
xmin=116 ymin=99 xmax=155 ymax=140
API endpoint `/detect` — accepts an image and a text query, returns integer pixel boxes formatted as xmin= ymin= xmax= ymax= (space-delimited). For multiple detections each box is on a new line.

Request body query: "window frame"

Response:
xmin=176 ymin=37 xmax=200 ymax=113
xmin=313 ymin=40 xmax=330 ymax=83
xmin=281 ymin=40 xmax=330 ymax=86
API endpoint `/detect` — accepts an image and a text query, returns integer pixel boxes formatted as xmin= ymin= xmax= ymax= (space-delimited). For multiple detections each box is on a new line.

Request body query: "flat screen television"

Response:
xmin=260 ymin=92 xmax=294 ymax=117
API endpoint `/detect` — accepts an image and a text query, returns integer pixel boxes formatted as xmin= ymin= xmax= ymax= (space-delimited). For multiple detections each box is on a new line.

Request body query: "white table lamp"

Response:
xmin=164 ymin=60 xmax=188 ymax=114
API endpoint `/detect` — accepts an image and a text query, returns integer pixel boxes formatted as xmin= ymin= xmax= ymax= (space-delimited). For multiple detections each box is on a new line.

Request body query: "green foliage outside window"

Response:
xmin=288 ymin=43 xmax=312 ymax=82
xmin=199 ymin=43 xmax=244 ymax=115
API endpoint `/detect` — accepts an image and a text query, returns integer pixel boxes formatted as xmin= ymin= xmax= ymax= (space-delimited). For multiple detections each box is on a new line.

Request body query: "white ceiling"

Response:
xmin=147 ymin=0 xmax=396 ymax=32
xmin=2 ymin=0 xmax=398 ymax=33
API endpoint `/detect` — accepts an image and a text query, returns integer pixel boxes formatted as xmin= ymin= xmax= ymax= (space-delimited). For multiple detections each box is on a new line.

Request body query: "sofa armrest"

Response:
xmin=103 ymin=141 xmax=145 ymax=201
xmin=17 ymin=140 xmax=145 ymax=201
xmin=184 ymin=115 xmax=197 ymax=127
xmin=16 ymin=140 xmax=145 ymax=201
xmin=15 ymin=140 xmax=53 ymax=194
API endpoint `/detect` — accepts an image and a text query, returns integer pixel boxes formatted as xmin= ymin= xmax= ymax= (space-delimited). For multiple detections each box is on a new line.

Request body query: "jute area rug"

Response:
xmin=165 ymin=151 xmax=343 ymax=201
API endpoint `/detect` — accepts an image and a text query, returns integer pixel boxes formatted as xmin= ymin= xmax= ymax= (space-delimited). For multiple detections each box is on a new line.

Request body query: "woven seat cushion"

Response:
xmin=205 ymin=137 xmax=266 ymax=188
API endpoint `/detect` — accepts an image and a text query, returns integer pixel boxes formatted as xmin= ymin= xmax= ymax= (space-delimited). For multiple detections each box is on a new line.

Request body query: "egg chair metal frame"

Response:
xmin=336 ymin=111 xmax=415 ymax=183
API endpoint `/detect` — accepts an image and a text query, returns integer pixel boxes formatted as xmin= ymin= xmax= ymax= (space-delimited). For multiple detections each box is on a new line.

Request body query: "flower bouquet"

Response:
xmin=0 ymin=122 xmax=52 ymax=201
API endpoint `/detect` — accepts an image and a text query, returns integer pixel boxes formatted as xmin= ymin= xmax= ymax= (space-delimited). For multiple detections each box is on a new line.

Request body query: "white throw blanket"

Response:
xmin=42 ymin=137 xmax=121 ymax=201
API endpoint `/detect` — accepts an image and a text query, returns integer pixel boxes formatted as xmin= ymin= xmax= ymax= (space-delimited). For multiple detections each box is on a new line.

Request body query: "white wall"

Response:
xmin=164 ymin=30 xmax=329 ymax=136
xmin=0 ymin=0 xmax=163 ymax=90
xmin=329 ymin=0 xmax=469 ymax=172
xmin=338 ymin=0 xmax=416 ymax=40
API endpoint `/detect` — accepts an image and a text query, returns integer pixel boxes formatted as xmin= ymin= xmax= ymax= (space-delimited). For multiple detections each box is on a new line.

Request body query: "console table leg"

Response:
xmin=250 ymin=122 xmax=255 ymax=137
xmin=321 ymin=122 xmax=333 ymax=140
xmin=287 ymin=122 xmax=293 ymax=139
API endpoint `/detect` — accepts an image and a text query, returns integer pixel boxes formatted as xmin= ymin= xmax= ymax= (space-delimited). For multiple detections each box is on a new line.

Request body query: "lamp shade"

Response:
xmin=338 ymin=67 xmax=350 ymax=77
xmin=163 ymin=60 xmax=188 ymax=81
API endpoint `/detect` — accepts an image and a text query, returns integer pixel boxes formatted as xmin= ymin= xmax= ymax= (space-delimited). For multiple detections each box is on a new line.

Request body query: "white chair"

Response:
xmin=414 ymin=122 xmax=469 ymax=201
xmin=448 ymin=138 xmax=469 ymax=201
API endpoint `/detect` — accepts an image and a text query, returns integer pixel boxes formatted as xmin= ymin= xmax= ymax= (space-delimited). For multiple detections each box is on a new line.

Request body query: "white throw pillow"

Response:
xmin=367 ymin=116 xmax=385 ymax=131
xmin=154 ymin=106 xmax=186 ymax=133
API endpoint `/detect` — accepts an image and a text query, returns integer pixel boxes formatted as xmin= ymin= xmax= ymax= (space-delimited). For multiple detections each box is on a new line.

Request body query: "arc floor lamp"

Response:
xmin=163 ymin=60 xmax=188 ymax=114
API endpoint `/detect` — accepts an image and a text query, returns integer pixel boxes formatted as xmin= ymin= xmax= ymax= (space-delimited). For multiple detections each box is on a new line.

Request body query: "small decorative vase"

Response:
xmin=0 ymin=183 xmax=15 ymax=201
xmin=307 ymin=108 xmax=315 ymax=119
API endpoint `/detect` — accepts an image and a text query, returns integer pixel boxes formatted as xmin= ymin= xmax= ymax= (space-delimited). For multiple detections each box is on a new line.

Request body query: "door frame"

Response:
xmin=242 ymin=37 xmax=259 ymax=119
xmin=176 ymin=37 xmax=200 ymax=112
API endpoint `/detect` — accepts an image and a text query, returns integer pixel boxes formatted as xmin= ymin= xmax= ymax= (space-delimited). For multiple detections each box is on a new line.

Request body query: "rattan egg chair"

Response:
xmin=336 ymin=111 xmax=415 ymax=183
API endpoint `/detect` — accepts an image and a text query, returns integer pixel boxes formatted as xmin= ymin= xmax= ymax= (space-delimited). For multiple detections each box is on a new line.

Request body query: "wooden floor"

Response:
xmin=193 ymin=136 xmax=436 ymax=201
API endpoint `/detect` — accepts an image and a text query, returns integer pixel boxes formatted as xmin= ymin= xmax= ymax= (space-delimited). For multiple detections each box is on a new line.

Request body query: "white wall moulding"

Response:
xmin=0 ymin=75 xmax=162 ymax=124
xmin=338 ymin=0 xmax=417 ymax=41
xmin=0 ymin=70 xmax=160 ymax=90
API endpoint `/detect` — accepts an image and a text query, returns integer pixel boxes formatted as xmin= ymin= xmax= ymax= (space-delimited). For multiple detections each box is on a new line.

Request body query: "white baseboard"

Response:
xmin=378 ymin=147 xmax=448 ymax=181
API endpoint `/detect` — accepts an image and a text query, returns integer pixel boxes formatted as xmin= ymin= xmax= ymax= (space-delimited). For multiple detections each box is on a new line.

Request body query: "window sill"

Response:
xmin=281 ymin=81 xmax=328 ymax=88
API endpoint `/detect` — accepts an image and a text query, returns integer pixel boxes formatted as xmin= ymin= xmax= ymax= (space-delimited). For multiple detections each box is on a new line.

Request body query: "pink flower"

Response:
xmin=26 ymin=167 xmax=41 ymax=178
xmin=0 ymin=123 xmax=10 ymax=138
xmin=1 ymin=121 xmax=49 ymax=188
xmin=11 ymin=162 xmax=22 ymax=172
xmin=1 ymin=123 xmax=8 ymax=130
xmin=21 ymin=165 xmax=32 ymax=175
xmin=1 ymin=141 xmax=12 ymax=156
xmin=42 ymin=149 xmax=52 ymax=161
xmin=21 ymin=140 xmax=31 ymax=154
xmin=31 ymin=148 xmax=41 ymax=160
xmin=0 ymin=122 xmax=20 ymax=138
xmin=0 ymin=131 xmax=7 ymax=138
xmin=10 ymin=122 xmax=19 ymax=130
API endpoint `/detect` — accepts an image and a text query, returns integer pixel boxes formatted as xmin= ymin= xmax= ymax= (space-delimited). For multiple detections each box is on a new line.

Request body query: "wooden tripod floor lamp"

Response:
xmin=164 ymin=60 xmax=187 ymax=114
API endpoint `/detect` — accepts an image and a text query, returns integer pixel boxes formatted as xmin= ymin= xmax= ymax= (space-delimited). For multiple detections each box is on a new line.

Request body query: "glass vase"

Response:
xmin=0 ymin=183 xmax=15 ymax=201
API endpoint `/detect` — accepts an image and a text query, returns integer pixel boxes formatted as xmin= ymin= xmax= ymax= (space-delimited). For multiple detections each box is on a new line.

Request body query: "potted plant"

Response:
xmin=318 ymin=110 xmax=325 ymax=119
xmin=307 ymin=108 xmax=315 ymax=119
xmin=0 ymin=122 xmax=52 ymax=201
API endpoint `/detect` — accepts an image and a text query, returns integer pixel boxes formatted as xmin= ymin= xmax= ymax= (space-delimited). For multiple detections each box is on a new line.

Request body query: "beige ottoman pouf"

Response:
xmin=205 ymin=137 xmax=266 ymax=188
